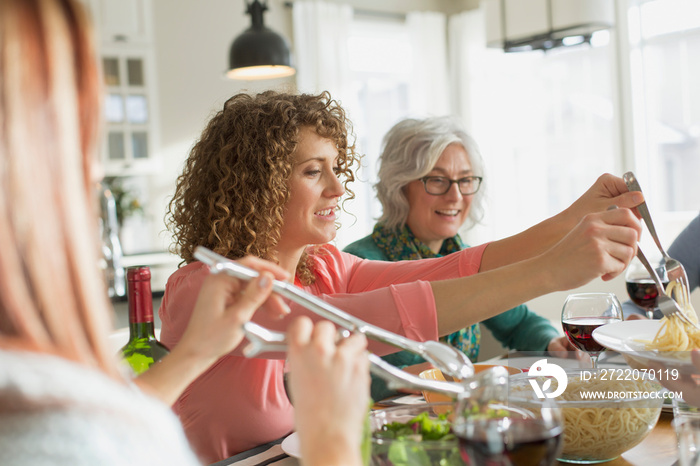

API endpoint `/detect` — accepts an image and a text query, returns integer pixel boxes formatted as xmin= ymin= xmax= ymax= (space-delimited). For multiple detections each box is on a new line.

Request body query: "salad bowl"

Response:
xmin=368 ymin=402 xmax=463 ymax=466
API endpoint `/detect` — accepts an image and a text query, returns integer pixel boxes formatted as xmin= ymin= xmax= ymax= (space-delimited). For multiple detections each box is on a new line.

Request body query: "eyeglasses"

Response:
xmin=420 ymin=176 xmax=483 ymax=196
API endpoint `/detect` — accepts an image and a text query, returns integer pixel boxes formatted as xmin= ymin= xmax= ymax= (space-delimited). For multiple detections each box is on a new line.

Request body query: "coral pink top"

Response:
xmin=159 ymin=243 xmax=487 ymax=463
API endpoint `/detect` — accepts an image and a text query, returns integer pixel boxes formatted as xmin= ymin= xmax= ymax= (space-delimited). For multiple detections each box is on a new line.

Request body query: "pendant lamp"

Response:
xmin=226 ymin=0 xmax=295 ymax=80
xmin=485 ymin=0 xmax=614 ymax=53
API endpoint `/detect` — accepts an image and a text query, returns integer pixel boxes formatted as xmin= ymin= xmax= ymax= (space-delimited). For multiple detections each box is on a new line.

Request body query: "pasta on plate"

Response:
xmin=644 ymin=280 xmax=700 ymax=353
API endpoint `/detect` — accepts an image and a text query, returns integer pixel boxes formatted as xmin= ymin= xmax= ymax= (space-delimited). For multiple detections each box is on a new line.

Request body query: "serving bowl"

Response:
xmin=368 ymin=402 xmax=464 ymax=466
xmin=419 ymin=364 xmax=522 ymax=404
xmin=509 ymin=369 xmax=663 ymax=463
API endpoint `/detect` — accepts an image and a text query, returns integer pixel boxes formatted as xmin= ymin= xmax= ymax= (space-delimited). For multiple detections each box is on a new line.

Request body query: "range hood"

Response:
xmin=484 ymin=0 xmax=614 ymax=53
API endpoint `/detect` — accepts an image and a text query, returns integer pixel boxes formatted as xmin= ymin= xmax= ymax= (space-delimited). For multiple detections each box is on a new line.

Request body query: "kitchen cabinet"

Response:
xmin=86 ymin=0 xmax=153 ymax=45
xmin=81 ymin=0 xmax=159 ymax=176
xmin=100 ymin=49 xmax=159 ymax=176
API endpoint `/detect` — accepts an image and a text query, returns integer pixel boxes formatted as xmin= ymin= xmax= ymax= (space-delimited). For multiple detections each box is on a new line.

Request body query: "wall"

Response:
xmin=149 ymin=0 xmax=477 ymax=182
xmin=150 ymin=0 xmax=295 ymax=246
xmin=148 ymin=0 xmax=479 ymax=247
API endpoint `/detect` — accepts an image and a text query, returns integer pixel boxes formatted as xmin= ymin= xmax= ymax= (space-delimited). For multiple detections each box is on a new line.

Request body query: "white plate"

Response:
xmin=593 ymin=319 xmax=696 ymax=371
xmin=389 ymin=394 xmax=425 ymax=405
xmin=280 ymin=432 xmax=300 ymax=459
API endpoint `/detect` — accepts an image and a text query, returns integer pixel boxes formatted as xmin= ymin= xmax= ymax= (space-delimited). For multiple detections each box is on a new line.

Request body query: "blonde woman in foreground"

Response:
xmin=0 ymin=1 xmax=368 ymax=465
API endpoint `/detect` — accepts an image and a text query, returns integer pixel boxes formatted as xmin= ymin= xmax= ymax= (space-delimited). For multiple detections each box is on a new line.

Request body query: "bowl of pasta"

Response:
xmin=509 ymin=369 xmax=663 ymax=463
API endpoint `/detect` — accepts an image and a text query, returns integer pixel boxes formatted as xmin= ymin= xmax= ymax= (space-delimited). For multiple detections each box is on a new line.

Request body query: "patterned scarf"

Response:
xmin=371 ymin=223 xmax=481 ymax=362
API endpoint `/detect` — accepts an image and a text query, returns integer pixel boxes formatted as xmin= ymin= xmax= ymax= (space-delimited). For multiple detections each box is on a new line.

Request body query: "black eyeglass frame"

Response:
xmin=419 ymin=175 xmax=483 ymax=196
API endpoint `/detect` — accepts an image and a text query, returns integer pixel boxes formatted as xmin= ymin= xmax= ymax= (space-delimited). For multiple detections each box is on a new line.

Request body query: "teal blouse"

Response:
xmin=343 ymin=233 xmax=559 ymax=401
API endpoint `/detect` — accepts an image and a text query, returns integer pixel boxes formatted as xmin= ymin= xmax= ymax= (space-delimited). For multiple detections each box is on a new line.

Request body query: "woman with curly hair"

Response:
xmin=161 ymin=90 xmax=644 ymax=462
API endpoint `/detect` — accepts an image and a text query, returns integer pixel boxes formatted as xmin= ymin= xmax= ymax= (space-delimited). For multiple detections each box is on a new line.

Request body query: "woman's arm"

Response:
xmin=480 ymin=174 xmax=644 ymax=271
xmin=134 ymin=257 xmax=290 ymax=405
xmin=482 ymin=305 xmax=559 ymax=352
xmin=433 ymin=208 xmax=641 ymax=335
xmin=668 ymin=212 xmax=700 ymax=293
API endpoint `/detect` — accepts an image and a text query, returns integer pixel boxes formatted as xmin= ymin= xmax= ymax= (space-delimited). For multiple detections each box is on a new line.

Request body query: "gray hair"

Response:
xmin=375 ymin=116 xmax=486 ymax=231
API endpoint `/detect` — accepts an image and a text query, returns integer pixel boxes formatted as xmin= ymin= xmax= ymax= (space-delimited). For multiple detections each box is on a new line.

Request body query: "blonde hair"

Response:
xmin=0 ymin=0 xmax=119 ymax=377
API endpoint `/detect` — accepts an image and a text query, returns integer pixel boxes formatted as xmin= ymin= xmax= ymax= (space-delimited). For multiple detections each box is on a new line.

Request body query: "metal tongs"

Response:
xmin=194 ymin=246 xmax=475 ymax=381
xmin=242 ymin=321 xmax=509 ymax=399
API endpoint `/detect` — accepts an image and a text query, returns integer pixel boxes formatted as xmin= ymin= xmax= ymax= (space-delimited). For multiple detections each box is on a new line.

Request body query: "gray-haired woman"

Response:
xmin=345 ymin=116 xmax=574 ymax=400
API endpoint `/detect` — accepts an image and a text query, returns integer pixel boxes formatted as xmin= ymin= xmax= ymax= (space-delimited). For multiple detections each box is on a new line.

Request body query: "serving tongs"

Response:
xmin=194 ymin=246 xmax=475 ymax=381
xmin=242 ymin=321 xmax=509 ymax=399
xmin=623 ymin=171 xmax=692 ymax=305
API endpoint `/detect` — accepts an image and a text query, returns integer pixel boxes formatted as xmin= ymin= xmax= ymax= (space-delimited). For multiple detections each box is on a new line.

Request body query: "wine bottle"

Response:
xmin=119 ymin=266 xmax=169 ymax=375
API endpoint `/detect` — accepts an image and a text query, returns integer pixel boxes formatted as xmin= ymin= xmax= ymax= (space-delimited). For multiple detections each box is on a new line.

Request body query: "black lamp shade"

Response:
xmin=226 ymin=1 xmax=295 ymax=80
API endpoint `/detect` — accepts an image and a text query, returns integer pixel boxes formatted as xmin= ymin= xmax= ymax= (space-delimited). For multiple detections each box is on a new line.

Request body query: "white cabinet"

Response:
xmin=80 ymin=0 xmax=159 ymax=176
xmin=85 ymin=0 xmax=153 ymax=45
xmin=100 ymin=48 xmax=159 ymax=175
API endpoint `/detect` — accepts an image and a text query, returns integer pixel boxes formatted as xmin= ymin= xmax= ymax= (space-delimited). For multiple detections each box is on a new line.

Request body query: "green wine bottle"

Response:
xmin=119 ymin=266 xmax=169 ymax=375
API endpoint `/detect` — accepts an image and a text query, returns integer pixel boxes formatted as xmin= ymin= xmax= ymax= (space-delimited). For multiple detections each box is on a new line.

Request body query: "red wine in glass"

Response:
xmin=561 ymin=293 xmax=622 ymax=369
xmin=456 ymin=417 xmax=563 ymax=466
xmin=562 ymin=316 xmax=620 ymax=354
xmin=625 ymin=258 xmax=669 ymax=319
xmin=626 ymin=278 xmax=669 ymax=313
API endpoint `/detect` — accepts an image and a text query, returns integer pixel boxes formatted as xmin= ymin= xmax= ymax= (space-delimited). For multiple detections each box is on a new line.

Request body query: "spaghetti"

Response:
xmin=512 ymin=376 xmax=662 ymax=461
xmin=645 ymin=280 xmax=700 ymax=352
xmin=554 ymin=377 xmax=660 ymax=460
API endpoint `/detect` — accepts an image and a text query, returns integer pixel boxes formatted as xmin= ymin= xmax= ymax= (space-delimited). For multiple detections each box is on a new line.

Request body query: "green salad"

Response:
xmin=363 ymin=401 xmax=514 ymax=466
xmin=366 ymin=411 xmax=464 ymax=466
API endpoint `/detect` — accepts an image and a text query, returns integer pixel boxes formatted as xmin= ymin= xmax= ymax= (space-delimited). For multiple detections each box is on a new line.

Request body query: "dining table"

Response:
xmin=213 ymin=410 xmax=678 ymax=466
xmin=214 ymin=355 xmax=682 ymax=466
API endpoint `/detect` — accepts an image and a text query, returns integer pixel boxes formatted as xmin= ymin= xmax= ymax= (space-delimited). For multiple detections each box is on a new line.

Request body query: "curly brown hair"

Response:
xmin=166 ymin=90 xmax=360 ymax=284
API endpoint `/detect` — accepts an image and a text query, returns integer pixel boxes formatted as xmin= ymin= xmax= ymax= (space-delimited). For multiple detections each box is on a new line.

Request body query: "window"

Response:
xmin=334 ymin=16 xmax=414 ymax=249
xmin=460 ymin=1 xmax=700 ymax=249
xmin=463 ymin=28 xmax=618 ymax=244
xmin=627 ymin=0 xmax=700 ymax=242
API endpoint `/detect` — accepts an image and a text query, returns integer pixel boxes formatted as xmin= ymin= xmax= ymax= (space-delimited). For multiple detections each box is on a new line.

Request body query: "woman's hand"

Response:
xmin=541 ymin=207 xmax=642 ymax=288
xmin=480 ymin=174 xmax=644 ymax=271
xmin=547 ymin=335 xmax=576 ymax=358
xmin=177 ymin=256 xmax=290 ymax=365
xmin=287 ymin=317 xmax=369 ymax=466
xmin=565 ymin=173 xmax=644 ymax=222
xmin=135 ymin=256 xmax=289 ymax=405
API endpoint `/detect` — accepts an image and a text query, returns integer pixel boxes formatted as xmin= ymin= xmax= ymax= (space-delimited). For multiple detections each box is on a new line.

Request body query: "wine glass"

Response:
xmin=452 ymin=371 xmax=564 ymax=466
xmin=561 ymin=293 xmax=623 ymax=369
xmin=625 ymin=256 xmax=669 ymax=319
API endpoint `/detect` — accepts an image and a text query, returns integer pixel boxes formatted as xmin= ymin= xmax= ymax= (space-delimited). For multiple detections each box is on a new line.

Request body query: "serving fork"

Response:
xmin=623 ymin=171 xmax=691 ymax=304
xmin=193 ymin=246 xmax=475 ymax=381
